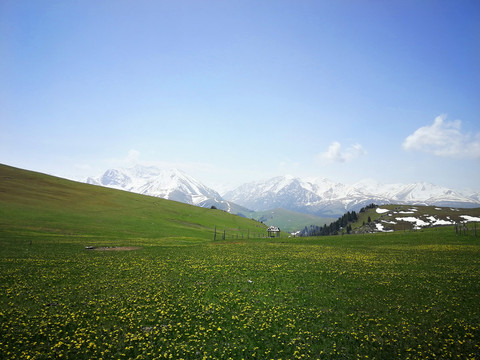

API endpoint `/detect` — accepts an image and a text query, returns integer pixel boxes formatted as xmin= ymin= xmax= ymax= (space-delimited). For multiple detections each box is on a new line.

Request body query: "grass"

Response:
xmin=1 ymin=164 xmax=480 ymax=359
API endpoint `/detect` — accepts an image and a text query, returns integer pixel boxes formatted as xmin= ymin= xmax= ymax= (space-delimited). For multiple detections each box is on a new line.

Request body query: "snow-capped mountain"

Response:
xmin=86 ymin=165 xmax=249 ymax=214
xmin=87 ymin=167 xmax=480 ymax=218
xmin=222 ymin=176 xmax=324 ymax=214
xmin=223 ymin=176 xmax=480 ymax=217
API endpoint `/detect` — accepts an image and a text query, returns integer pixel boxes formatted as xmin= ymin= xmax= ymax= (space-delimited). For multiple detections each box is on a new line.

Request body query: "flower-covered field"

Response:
xmin=1 ymin=228 xmax=479 ymax=359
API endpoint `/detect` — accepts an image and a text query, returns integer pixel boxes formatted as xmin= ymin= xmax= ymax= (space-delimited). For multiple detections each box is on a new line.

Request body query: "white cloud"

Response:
xmin=125 ymin=149 xmax=140 ymax=164
xmin=402 ymin=115 xmax=480 ymax=158
xmin=317 ymin=141 xmax=367 ymax=164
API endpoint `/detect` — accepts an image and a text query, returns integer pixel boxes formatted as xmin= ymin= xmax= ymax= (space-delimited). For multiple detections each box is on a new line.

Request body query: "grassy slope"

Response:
xmin=0 ymin=164 xmax=266 ymax=246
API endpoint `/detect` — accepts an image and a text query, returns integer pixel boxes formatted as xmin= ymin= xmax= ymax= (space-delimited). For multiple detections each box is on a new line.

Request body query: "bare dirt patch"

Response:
xmin=85 ymin=246 xmax=141 ymax=251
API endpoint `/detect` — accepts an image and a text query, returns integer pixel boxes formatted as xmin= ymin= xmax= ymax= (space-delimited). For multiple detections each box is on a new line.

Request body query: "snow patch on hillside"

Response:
xmin=460 ymin=215 xmax=480 ymax=222
xmin=396 ymin=217 xmax=430 ymax=228
xmin=426 ymin=216 xmax=454 ymax=226
xmin=375 ymin=223 xmax=394 ymax=232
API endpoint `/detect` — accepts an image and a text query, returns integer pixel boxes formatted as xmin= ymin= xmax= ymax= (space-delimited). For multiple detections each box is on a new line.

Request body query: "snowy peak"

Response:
xmin=137 ymin=168 xmax=222 ymax=205
xmin=88 ymin=166 xmax=160 ymax=192
xmin=224 ymin=176 xmax=323 ymax=213
xmin=86 ymin=165 xmax=228 ymax=209
xmin=101 ymin=169 xmax=130 ymax=187
xmin=353 ymin=181 xmax=475 ymax=205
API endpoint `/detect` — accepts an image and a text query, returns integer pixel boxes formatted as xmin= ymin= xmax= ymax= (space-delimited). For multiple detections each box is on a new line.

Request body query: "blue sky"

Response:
xmin=1 ymin=0 xmax=479 ymax=192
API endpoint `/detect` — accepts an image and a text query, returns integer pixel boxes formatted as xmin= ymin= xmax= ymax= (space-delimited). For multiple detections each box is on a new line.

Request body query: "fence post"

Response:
xmin=223 ymin=230 xmax=225 ymax=240
xmin=214 ymin=226 xmax=217 ymax=241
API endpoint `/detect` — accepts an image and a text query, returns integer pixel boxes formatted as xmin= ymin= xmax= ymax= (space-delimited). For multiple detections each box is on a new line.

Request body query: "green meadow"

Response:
xmin=1 ymin=164 xmax=480 ymax=359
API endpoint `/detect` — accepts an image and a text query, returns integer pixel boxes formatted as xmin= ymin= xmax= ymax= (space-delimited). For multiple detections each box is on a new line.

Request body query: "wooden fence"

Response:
xmin=213 ymin=226 xmax=278 ymax=240
xmin=455 ymin=222 xmax=478 ymax=237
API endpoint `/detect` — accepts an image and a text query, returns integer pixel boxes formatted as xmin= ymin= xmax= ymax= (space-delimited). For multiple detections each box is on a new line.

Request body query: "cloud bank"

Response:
xmin=403 ymin=115 xmax=480 ymax=159
xmin=318 ymin=141 xmax=367 ymax=164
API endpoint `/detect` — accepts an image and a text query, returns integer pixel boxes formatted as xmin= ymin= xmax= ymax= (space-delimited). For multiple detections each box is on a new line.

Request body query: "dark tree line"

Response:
xmin=300 ymin=211 xmax=359 ymax=236
xmin=300 ymin=204 xmax=378 ymax=237
xmin=359 ymin=203 xmax=377 ymax=212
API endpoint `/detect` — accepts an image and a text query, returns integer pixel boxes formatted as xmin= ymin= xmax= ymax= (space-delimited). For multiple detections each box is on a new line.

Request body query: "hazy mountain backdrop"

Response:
xmin=87 ymin=166 xmax=479 ymax=219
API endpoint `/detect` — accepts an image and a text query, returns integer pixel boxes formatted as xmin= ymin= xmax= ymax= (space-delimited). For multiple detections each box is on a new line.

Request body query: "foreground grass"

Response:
xmin=1 ymin=228 xmax=479 ymax=359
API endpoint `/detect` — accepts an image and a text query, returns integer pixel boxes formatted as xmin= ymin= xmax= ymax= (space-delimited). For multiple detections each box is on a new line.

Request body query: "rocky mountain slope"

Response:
xmin=223 ymin=176 xmax=480 ymax=217
xmin=86 ymin=165 xmax=249 ymax=215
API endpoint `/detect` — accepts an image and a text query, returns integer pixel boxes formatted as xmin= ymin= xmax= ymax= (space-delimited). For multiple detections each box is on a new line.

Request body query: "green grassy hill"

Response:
xmin=0 ymin=164 xmax=267 ymax=246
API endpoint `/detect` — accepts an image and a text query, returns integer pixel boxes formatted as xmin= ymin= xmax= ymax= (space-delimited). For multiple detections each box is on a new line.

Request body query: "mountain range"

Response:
xmin=86 ymin=165 xmax=480 ymax=218
xmin=86 ymin=165 xmax=250 ymax=215
xmin=224 ymin=176 xmax=480 ymax=217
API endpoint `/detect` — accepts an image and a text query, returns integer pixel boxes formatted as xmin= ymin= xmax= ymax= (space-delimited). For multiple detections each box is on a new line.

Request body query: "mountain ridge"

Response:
xmin=224 ymin=176 xmax=480 ymax=217
xmin=86 ymin=165 xmax=480 ymax=218
xmin=86 ymin=165 xmax=250 ymax=215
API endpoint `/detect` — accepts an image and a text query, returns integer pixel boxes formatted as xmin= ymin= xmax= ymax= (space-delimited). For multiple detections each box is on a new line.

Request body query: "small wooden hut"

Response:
xmin=267 ymin=226 xmax=280 ymax=238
